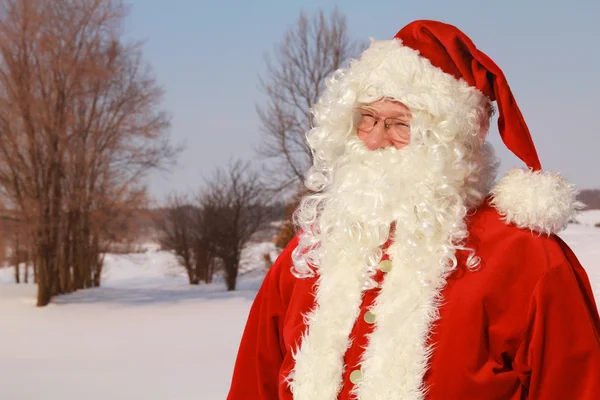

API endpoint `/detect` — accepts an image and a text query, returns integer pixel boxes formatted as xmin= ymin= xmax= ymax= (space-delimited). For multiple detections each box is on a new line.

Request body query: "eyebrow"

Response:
xmin=357 ymin=107 xmax=411 ymax=119
xmin=385 ymin=114 xmax=411 ymax=119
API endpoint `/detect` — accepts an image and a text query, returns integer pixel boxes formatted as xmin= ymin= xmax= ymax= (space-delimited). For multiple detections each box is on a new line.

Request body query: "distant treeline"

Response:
xmin=578 ymin=189 xmax=600 ymax=210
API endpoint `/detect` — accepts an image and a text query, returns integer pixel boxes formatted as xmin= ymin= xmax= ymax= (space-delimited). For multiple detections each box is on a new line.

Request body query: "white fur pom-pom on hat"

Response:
xmin=490 ymin=169 xmax=583 ymax=235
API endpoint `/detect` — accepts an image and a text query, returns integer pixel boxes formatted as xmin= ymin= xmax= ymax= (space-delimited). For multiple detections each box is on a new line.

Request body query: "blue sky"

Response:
xmin=125 ymin=0 xmax=600 ymax=200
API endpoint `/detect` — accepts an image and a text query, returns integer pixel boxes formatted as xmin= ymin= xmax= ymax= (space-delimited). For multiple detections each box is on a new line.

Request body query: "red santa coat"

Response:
xmin=227 ymin=203 xmax=600 ymax=399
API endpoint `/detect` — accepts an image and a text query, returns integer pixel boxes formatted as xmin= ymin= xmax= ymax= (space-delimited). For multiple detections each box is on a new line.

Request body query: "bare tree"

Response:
xmin=156 ymin=162 xmax=275 ymax=290
xmin=154 ymin=194 xmax=215 ymax=285
xmin=578 ymin=189 xmax=600 ymax=210
xmin=0 ymin=205 xmax=33 ymax=282
xmin=257 ymin=8 xmax=364 ymax=191
xmin=192 ymin=205 xmax=218 ymax=284
xmin=0 ymin=0 xmax=177 ymax=306
xmin=201 ymin=160 xmax=270 ymax=291
xmin=10 ymin=229 xmax=29 ymax=283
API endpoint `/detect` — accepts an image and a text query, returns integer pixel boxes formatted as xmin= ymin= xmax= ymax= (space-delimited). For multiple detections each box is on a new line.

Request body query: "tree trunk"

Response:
xmin=32 ymin=256 xmax=38 ymax=284
xmin=92 ymin=257 xmax=102 ymax=287
xmin=225 ymin=259 xmax=239 ymax=291
xmin=185 ymin=259 xmax=198 ymax=285
xmin=194 ymin=242 xmax=212 ymax=284
xmin=92 ymin=237 xmax=103 ymax=287
xmin=23 ymin=251 xmax=29 ymax=283
xmin=225 ymin=270 xmax=237 ymax=291
xmin=206 ymin=260 xmax=214 ymax=284
xmin=13 ymin=234 xmax=20 ymax=283
xmin=36 ymin=256 xmax=51 ymax=307
xmin=14 ymin=260 xmax=20 ymax=283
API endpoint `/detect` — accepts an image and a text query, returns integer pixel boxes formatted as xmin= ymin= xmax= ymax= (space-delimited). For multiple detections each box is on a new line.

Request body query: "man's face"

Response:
xmin=356 ymin=99 xmax=412 ymax=150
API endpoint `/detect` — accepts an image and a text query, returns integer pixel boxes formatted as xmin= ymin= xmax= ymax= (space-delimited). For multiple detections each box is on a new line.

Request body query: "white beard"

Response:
xmin=294 ymin=135 xmax=474 ymax=277
xmin=300 ymin=137 xmax=438 ymax=271
xmin=324 ymin=138 xmax=415 ymax=225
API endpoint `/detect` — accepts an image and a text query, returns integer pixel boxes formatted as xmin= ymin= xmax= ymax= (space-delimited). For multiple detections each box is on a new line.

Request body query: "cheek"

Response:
xmin=392 ymin=140 xmax=410 ymax=150
xmin=391 ymin=132 xmax=411 ymax=149
xmin=357 ymin=130 xmax=370 ymax=143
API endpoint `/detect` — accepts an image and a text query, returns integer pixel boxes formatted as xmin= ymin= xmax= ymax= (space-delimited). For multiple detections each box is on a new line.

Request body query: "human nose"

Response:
xmin=361 ymin=122 xmax=392 ymax=150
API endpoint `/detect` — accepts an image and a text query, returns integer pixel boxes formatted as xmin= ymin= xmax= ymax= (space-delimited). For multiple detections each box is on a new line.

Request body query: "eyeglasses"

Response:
xmin=354 ymin=108 xmax=411 ymax=138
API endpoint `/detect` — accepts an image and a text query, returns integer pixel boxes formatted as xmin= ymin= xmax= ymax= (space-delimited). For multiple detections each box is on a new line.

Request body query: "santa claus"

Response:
xmin=227 ymin=20 xmax=600 ymax=399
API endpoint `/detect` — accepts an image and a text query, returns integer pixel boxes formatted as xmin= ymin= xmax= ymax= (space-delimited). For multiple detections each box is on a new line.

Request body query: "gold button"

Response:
xmin=379 ymin=260 xmax=392 ymax=273
xmin=349 ymin=369 xmax=363 ymax=384
xmin=364 ymin=311 xmax=376 ymax=324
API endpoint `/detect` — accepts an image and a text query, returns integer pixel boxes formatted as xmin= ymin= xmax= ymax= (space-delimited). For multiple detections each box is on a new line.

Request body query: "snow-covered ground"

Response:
xmin=0 ymin=242 xmax=279 ymax=400
xmin=1 ymin=212 xmax=599 ymax=400
xmin=576 ymin=209 xmax=600 ymax=227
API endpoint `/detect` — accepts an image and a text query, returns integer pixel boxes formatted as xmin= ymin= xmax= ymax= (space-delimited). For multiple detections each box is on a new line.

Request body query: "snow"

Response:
xmin=1 ymin=212 xmax=599 ymax=400
xmin=575 ymin=209 xmax=600 ymax=227
xmin=0 ymin=242 xmax=276 ymax=400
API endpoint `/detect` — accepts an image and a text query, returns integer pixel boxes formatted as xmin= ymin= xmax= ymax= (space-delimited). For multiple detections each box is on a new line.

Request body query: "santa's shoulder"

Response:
xmin=466 ymin=200 xmax=579 ymax=276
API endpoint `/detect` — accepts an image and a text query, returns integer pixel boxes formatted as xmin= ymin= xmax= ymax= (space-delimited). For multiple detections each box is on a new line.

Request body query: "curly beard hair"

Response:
xmin=291 ymin=113 xmax=498 ymax=280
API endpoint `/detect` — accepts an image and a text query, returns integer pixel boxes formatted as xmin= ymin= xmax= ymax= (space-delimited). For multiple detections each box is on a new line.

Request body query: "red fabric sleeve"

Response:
xmin=513 ymin=240 xmax=600 ymax=399
xmin=227 ymin=238 xmax=296 ymax=400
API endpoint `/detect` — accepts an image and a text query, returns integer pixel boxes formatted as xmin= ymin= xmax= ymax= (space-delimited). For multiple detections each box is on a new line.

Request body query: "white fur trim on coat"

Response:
xmin=352 ymin=240 xmax=450 ymax=400
xmin=490 ymin=169 xmax=582 ymax=235
xmin=288 ymin=252 xmax=366 ymax=399
xmin=288 ymin=242 xmax=450 ymax=400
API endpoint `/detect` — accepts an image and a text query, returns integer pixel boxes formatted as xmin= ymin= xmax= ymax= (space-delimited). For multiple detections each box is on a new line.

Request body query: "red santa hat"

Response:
xmin=384 ymin=20 xmax=579 ymax=234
